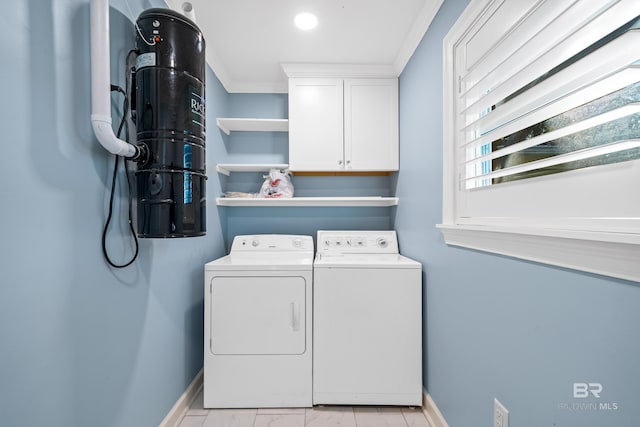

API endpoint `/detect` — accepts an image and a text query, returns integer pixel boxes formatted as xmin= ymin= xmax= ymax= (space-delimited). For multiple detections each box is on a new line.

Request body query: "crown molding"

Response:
xmin=223 ymin=80 xmax=289 ymax=94
xmin=393 ymin=0 xmax=445 ymax=74
xmin=281 ymin=63 xmax=398 ymax=79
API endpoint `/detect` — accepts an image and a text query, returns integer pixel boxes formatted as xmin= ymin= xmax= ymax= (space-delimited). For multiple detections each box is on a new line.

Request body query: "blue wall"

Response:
xmin=395 ymin=1 xmax=640 ymax=426
xmin=0 ymin=1 xmax=228 ymax=426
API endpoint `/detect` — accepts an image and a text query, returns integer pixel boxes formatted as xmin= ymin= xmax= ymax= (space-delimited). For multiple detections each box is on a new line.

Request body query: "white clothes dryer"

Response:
xmin=204 ymin=235 xmax=313 ymax=408
xmin=313 ymin=230 xmax=422 ymax=406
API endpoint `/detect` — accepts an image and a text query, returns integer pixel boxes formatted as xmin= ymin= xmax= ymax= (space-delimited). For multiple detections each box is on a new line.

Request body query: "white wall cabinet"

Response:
xmin=288 ymin=78 xmax=399 ymax=172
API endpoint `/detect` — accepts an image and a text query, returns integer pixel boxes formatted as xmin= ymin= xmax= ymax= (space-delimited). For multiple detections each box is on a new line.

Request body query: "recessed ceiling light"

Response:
xmin=294 ymin=12 xmax=318 ymax=31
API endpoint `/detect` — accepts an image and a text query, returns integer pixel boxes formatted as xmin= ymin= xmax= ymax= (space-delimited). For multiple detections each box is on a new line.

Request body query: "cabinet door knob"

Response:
xmin=338 ymin=160 xmax=343 ymax=166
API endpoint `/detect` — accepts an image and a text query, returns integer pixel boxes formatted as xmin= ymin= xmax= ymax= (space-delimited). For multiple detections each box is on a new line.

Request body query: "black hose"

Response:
xmin=101 ymin=86 xmax=139 ymax=268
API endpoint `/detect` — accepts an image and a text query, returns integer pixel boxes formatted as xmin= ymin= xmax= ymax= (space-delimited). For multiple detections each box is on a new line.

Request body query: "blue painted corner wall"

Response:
xmin=0 ymin=1 xmax=227 ymax=426
xmin=395 ymin=1 xmax=640 ymax=426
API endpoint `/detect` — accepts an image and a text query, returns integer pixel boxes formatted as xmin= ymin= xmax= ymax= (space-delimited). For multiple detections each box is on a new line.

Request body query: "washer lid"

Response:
xmin=314 ymin=253 xmax=421 ymax=269
xmin=206 ymin=253 xmax=314 ymax=271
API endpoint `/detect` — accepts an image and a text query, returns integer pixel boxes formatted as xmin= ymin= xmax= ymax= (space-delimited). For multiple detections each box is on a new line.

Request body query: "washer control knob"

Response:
xmin=251 ymin=239 xmax=260 ymax=247
xmin=376 ymin=238 xmax=388 ymax=248
xmin=292 ymin=238 xmax=303 ymax=248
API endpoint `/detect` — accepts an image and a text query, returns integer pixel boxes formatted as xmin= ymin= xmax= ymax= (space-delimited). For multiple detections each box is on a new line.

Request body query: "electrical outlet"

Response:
xmin=494 ymin=398 xmax=509 ymax=427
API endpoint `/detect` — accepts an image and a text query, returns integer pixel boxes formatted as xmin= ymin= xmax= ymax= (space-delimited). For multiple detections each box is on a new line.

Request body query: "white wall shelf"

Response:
xmin=216 ymin=196 xmax=399 ymax=207
xmin=216 ymin=118 xmax=289 ymax=135
xmin=216 ymin=163 xmax=289 ymax=176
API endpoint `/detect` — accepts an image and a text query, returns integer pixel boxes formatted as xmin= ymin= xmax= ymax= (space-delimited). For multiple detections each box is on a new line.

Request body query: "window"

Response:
xmin=440 ymin=0 xmax=640 ymax=282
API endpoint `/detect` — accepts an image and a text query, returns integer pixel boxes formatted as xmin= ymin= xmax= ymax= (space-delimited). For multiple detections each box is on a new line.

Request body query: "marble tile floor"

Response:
xmin=177 ymin=390 xmax=432 ymax=427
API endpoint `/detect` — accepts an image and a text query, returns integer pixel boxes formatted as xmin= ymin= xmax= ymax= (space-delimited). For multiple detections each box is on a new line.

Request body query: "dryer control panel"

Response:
xmin=317 ymin=230 xmax=399 ymax=254
xmin=231 ymin=234 xmax=314 ymax=253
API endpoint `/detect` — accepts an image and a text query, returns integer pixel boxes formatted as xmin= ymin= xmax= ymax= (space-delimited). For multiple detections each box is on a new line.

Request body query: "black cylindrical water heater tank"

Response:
xmin=134 ymin=8 xmax=206 ymax=238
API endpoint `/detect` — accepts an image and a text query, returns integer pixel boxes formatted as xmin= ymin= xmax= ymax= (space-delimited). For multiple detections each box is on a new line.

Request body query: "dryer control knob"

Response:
xmin=251 ymin=239 xmax=260 ymax=247
xmin=376 ymin=238 xmax=388 ymax=248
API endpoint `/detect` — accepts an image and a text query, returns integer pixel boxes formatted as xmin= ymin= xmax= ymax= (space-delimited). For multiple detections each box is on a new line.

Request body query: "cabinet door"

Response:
xmin=344 ymin=79 xmax=399 ymax=171
xmin=289 ymin=78 xmax=344 ymax=171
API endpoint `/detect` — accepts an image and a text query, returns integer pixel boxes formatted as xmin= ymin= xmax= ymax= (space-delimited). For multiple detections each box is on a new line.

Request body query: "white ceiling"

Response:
xmin=165 ymin=0 xmax=444 ymax=93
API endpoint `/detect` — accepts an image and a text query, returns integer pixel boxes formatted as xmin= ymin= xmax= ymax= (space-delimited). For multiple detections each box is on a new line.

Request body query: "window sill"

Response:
xmin=436 ymin=224 xmax=640 ymax=282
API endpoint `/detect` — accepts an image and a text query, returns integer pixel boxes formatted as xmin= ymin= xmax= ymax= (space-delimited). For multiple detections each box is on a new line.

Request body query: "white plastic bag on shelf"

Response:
xmin=258 ymin=168 xmax=294 ymax=198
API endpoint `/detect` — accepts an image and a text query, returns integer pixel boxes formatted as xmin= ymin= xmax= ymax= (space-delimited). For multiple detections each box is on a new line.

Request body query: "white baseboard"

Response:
xmin=159 ymin=369 xmax=204 ymax=427
xmin=422 ymin=389 xmax=449 ymax=427
xmin=159 ymin=374 xmax=445 ymax=427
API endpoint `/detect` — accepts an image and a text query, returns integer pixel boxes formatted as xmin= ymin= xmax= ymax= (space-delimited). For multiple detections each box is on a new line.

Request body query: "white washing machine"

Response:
xmin=204 ymin=234 xmax=313 ymax=408
xmin=313 ymin=230 xmax=422 ymax=406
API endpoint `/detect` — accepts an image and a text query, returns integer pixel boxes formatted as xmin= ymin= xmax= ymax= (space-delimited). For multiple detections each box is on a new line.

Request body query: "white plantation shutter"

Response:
xmin=440 ymin=0 xmax=640 ymax=282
